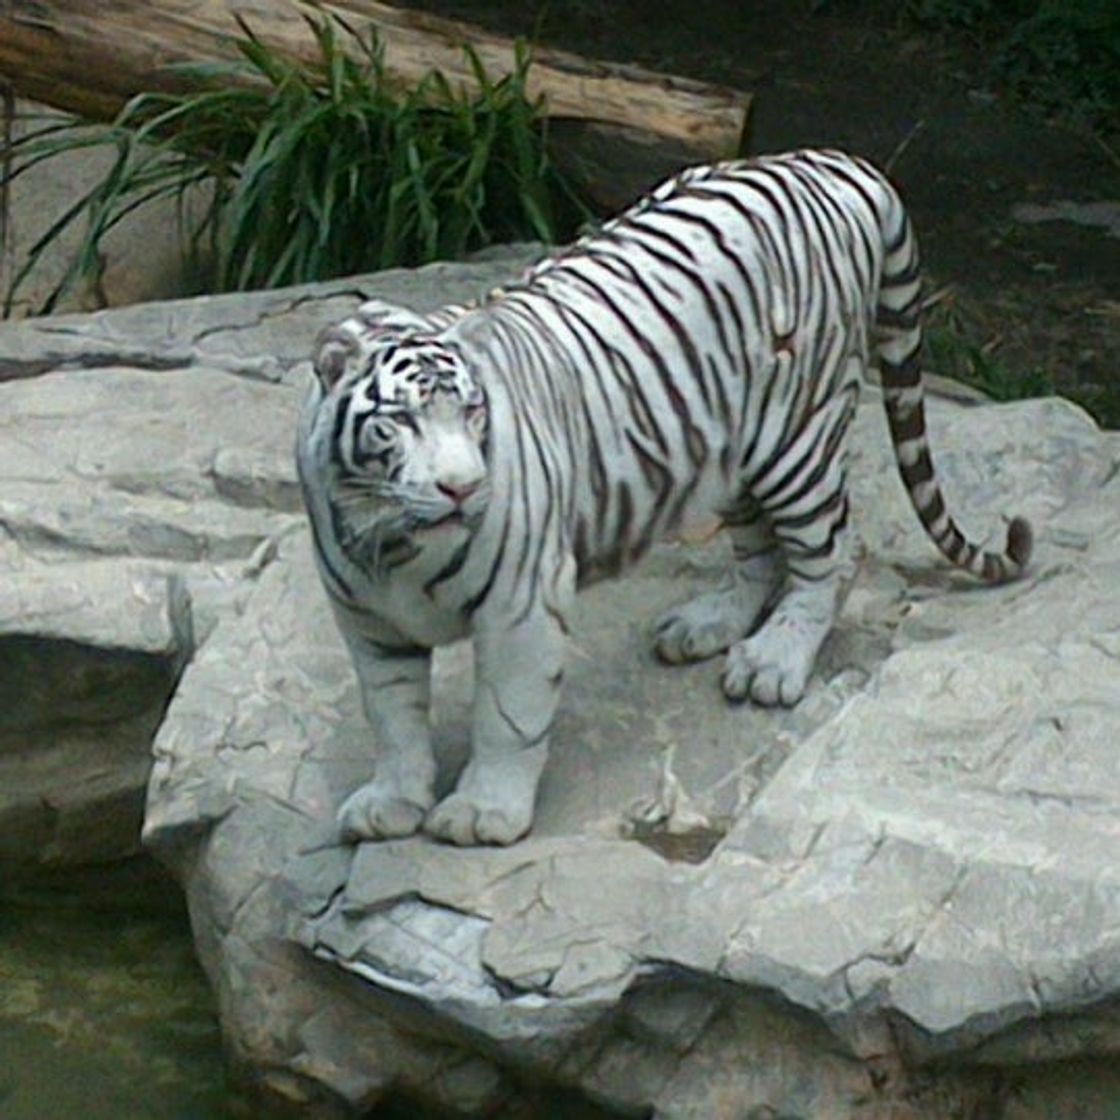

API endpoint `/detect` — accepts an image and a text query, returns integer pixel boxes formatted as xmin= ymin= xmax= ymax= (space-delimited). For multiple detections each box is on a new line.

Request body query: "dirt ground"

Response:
xmin=411 ymin=0 xmax=1120 ymax=425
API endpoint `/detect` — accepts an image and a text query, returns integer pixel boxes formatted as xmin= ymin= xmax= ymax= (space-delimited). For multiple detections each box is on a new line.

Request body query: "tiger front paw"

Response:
xmin=337 ymin=780 xmax=433 ymax=842
xmin=424 ymin=792 xmax=532 ymax=847
xmin=423 ymin=749 xmax=545 ymax=846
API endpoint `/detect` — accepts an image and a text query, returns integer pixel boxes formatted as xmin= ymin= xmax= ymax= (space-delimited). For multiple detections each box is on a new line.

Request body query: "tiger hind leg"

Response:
xmin=654 ymin=509 xmax=782 ymax=665
xmin=723 ymin=401 xmax=857 ymax=707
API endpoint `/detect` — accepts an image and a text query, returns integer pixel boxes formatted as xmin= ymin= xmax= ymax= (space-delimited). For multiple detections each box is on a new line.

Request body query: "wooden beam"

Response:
xmin=0 ymin=2 xmax=751 ymax=209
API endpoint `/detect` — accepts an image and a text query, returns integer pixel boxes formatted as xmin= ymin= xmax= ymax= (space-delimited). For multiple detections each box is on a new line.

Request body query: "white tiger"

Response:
xmin=297 ymin=149 xmax=1031 ymax=847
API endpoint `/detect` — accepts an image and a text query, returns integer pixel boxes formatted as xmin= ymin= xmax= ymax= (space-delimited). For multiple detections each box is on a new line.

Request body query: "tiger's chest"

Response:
xmin=349 ymin=529 xmax=476 ymax=648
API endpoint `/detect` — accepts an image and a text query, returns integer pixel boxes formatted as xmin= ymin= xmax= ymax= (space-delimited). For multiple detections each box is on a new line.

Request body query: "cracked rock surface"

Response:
xmin=3 ymin=248 xmax=1120 ymax=1116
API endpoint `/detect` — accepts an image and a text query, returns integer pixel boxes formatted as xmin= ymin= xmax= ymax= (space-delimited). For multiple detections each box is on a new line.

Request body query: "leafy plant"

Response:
xmin=1 ymin=13 xmax=589 ymax=314
xmin=926 ymin=328 xmax=1054 ymax=401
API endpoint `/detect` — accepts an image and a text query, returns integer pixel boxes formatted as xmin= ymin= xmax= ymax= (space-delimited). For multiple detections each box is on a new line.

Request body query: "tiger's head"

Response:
xmin=310 ymin=302 xmax=490 ymax=561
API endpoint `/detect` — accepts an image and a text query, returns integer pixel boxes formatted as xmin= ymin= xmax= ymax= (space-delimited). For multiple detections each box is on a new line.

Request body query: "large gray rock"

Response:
xmin=3 ymin=250 xmax=1120 ymax=1116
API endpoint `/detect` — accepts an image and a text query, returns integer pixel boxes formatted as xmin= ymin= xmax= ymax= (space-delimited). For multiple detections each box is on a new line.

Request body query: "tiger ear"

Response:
xmin=314 ymin=300 xmax=432 ymax=390
xmin=312 ymin=325 xmax=360 ymax=391
xmin=355 ymin=299 xmax=432 ymax=335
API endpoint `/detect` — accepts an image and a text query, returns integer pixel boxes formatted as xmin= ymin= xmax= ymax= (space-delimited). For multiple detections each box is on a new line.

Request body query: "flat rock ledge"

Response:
xmin=3 ymin=251 xmax=1120 ymax=1118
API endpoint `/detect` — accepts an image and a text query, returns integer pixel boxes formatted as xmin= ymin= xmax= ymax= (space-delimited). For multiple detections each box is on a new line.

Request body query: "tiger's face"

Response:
xmin=315 ymin=327 xmax=490 ymax=551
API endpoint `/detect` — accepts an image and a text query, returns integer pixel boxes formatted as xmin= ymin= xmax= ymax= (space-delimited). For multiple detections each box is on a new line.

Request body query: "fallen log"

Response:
xmin=0 ymin=0 xmax=752 ymax=210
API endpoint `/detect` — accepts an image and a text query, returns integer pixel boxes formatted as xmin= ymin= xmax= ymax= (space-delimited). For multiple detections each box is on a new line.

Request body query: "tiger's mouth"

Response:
xmin=417 ymin=509 xmax=466 ymax=530
xmin=332 ymin=484 xmax=484 ymax=550
xmin=412 ymin=505 xmax=486 ymax=534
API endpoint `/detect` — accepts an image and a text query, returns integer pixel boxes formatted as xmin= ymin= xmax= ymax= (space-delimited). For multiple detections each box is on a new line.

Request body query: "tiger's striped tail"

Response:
xmin=875 ymin=211 xmax=1032 ymax=583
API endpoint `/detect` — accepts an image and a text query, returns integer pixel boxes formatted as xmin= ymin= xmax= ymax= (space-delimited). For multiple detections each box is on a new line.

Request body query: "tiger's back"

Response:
xmin=461 ymin=150 xmax=890 ymax=582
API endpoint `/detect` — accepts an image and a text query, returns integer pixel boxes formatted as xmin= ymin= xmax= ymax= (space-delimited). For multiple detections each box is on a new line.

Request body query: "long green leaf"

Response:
xmin=3 ymin=11 xmax=590 ymax=313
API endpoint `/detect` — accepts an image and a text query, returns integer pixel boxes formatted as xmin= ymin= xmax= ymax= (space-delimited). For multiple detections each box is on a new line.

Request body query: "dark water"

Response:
xmin=0 ymin=861 xmax=620 ymax=1120
xmin=0 ymin=860 xmax=230 ymax=1120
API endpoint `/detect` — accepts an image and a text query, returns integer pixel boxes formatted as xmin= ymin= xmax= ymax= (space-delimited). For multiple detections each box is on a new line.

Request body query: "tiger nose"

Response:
xmin=436 ymin=478 xmax=481 ymax=505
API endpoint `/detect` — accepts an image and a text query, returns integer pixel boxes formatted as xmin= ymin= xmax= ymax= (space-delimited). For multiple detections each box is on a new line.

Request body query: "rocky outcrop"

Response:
xmin=0 ymin=253 xmax=537 ymax=873
xmin=3 ymin=250 xmax=1120 ymax=1117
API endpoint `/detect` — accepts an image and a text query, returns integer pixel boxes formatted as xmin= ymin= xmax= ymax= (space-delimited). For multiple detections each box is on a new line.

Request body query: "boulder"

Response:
xmin=2 ymin=249 xmax=1119 ymax=1116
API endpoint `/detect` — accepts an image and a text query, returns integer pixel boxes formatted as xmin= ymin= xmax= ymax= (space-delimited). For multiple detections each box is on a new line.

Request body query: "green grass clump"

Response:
xmin=921 ymin=289 xmax=1055 ymax=405
xmin=925 ymin=326 xmax=1054 ymax=402
xmin=1 ymin=13 xmax=588 ymax=314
